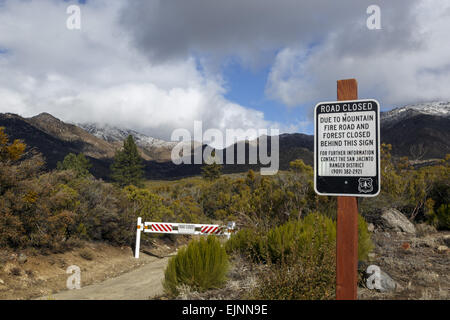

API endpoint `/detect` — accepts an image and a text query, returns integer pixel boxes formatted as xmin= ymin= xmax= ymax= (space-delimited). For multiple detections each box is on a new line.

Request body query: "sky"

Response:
xmin=0 ymin=0 xmax=449 ymax=145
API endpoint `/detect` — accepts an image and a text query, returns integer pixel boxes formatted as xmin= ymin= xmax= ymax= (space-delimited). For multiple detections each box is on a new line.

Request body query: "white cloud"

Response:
xmin=266 ymin=1 xmax=450 ymax=108
xmin=0 ymin=0 xmax=289 ymax=143
xmin=0 ymin=0 xmax=448 ymax=144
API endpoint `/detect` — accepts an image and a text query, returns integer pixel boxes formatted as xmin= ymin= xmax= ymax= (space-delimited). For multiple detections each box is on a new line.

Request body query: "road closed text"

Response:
xmin=319 ymin=101 xmax=375 ymax=113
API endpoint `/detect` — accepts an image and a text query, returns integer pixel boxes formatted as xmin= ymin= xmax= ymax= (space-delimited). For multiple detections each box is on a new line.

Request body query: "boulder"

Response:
xmin=380 ymin=208 xmax=416 ymax=234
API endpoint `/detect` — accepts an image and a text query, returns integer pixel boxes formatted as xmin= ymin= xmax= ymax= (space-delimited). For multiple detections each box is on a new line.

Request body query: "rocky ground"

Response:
xmin=358 ymin=225 xmax=449 ymax=299
xmin=357 ymin=208 xmax=449 ymax=300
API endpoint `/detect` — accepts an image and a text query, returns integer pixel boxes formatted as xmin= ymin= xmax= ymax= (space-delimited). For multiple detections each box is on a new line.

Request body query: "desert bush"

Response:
xmin=124 ymin=185 xmax=173 ymax=222
xmin=169 ymin=196 xmax=205 ymax=224
xmin=0 ymin=127 xmax=26 ymax=162
xmin=79 ymin=249 xmax=94 ymax=261
xmin=358 ymin=214 xmax=374 ymax=261
xmin=199 ymin=176 xmax=251 ymax=222
xmin=225 ymin=228 xmax=267 ymax=262
xmin=266 ymin=213 xmax=335 ymax=264
xmin=432 ymin=204 xmax=450 ymax=230
xmin=227 ymin=212 xmax=373 ymax=263
xmin=241 ymin=214 xmax=338 ymax=300
xmin=249 ymin=238 xmax=336 ymax=300
xmin=10 ymin=267 xmax=21 ymax=276
xmin=163 ymin=236 xmax=229 ymax=297
xmin=0 ymin=131 xmax=136 ymax=251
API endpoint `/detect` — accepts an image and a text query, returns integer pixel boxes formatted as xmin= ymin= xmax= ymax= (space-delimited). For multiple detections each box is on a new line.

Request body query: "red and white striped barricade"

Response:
xmin=135 ymin=218 xmax=236 ymax=258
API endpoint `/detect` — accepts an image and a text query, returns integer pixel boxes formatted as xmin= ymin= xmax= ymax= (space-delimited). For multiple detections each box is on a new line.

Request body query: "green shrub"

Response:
xmin=438 ymin=204 xmax=450 ymax=229
xmin=266 ymin=213 xmax=336 ymax=264
xmin=227 ymin=213 xmax=373 ymax=263
xmin=226 ymin=213 xmax=336 ymax=264
xmin=57 ymin=153 xmax=92 ymax=178
xmin=358 ymin=214 xmax=374 ymax=261
xmin=249 ymin=237 xmax=336 ymax=300
xmin=225 ymin=228 xmax=267 ymax=262
xmin=163 ymin=236 xmax=229 ymax=297
xmin=246 ymin=213 xmax=337 ymax=299
xmin=432 ymin=204 xmax=450 ymax=230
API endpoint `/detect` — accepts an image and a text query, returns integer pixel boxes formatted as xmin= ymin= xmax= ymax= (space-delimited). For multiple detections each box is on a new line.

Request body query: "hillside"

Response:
xmin=0 ymin=101 xmax=449 ymax=180
xmin=380 ymin=102 xmax=450 ymax=159
xmin=27 ymin=113 xmax=117 ymax=159
xmin=78 ymin=123 xmax=178 ymax=162
xmin=0 ymin=113 xmax=110 ymax=175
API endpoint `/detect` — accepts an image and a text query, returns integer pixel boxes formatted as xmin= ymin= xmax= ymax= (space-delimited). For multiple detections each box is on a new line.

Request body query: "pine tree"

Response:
xmin=57 ymin=153 xmax=92 ymax=177
xmin=110 ymin=135 xmax=144 ymax=187
xmin=201 ymin=150 xmax=222 ymax=181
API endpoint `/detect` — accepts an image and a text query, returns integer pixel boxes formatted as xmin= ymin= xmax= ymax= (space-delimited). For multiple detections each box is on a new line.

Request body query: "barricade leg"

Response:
xmin=135 ymin=217 xmax=142 ymax=259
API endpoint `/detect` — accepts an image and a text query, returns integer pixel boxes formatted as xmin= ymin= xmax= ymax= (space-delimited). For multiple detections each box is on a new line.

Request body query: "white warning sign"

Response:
xmin=314 ymin=99 xmax=380 ymax=197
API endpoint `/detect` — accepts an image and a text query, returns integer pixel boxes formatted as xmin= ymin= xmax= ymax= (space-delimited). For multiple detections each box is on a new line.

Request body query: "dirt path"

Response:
xmin=39 ymin=256 xmax=169 ymax=300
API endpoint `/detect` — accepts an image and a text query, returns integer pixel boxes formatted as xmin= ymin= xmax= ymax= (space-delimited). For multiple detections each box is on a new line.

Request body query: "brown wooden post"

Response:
xmin=336 ymin=79 xmax=359 ymax=300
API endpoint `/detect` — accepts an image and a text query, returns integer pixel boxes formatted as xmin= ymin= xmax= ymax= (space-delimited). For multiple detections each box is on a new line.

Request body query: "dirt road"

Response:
xmin=39 ymin=256 xmax=169 ymax=300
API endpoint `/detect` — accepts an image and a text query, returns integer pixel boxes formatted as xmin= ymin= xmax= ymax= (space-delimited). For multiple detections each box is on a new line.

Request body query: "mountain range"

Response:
xmin=0 ymin=101 xmax=448 ymax=180
xmin=380 ymin=101 xmax=450 ymax=159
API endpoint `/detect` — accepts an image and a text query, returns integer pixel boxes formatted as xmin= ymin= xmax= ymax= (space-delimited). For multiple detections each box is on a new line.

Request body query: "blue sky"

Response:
xmin=225 ymin=64 xmax=290 ymax=120
xmin=223 ymin=62 xmax=314 ymax=134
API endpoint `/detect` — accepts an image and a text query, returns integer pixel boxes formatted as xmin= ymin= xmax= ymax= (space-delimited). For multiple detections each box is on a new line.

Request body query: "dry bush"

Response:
xmin=10 ymin=267 xmax=21 ymax=276
xmin=79 ymin=249 xmax=94 ymax=261
xmin=249 ymin=238 xmax=336 ymax=300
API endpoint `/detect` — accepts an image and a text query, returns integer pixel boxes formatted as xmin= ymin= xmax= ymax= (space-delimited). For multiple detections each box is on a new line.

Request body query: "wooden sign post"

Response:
xmin=314 ymin=78 xmax=381 ymax=300
xmin=336 ymin=79 xmax=359 ymax=300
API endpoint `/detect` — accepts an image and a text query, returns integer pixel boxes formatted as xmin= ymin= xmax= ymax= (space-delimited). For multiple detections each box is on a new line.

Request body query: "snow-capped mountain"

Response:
xmin=381 ymin=101 xmax=450 ymax=126
xmin=78 ymin=123 xmax=178 ymax=149
xmin=77 ymin=123 xmax=204 ymax=162
xmin=380 ymin=101 xmax=450 ymax=159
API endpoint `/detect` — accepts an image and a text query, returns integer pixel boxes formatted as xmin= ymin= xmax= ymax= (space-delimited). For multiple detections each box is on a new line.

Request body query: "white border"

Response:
xmin=313 ymin=99 xmax=381 ymax=197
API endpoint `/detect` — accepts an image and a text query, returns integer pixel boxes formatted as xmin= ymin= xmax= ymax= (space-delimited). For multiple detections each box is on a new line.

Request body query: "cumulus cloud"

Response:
xmin=119 ymin=0 xmax=418 ymax=68
xmin=0 ymin=0 xmax=289 ymax=143
xmin=266 ymin=0 xmax=450 ymax=108
xmin=120 ymin=0 xmax=450 ymax=109
xmin=0 ymin=0 xmax=448 ymax=144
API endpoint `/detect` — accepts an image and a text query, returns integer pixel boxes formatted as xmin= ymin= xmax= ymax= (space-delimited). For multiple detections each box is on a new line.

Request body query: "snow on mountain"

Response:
xmin=381 ymin=101 xmax=450 ymax=125
xmin=78 ymin=123 xmax=179 ymax=149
